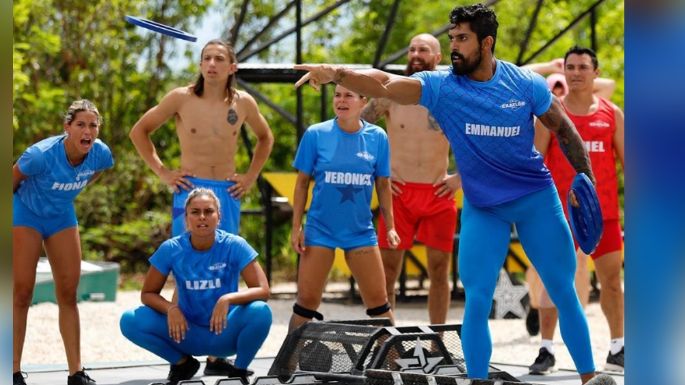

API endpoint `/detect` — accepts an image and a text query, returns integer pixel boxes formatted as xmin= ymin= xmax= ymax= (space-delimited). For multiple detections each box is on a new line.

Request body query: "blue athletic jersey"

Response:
xmin=413 ymin=60 xmax=554 ymax=207
xmin=150 ymin=229 xmax=258 ymax=326
xmin=293 ymin=118 xmax=390 ymax=243
xmin=15 ymin=135 xmax=114 ymax=216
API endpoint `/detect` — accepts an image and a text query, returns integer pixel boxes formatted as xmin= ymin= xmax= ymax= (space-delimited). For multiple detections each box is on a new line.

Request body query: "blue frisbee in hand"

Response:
xmin=567 ymin=173 xmax=603 ymax=254
xmin=125 ymin=15 xmax=197 ymax=42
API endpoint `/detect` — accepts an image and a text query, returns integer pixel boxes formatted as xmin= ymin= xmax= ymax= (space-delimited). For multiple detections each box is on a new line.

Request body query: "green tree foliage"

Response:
xmin=13 ymin=0 xmax=211 ymax=268
xmin=13 ymin=0 xmax=624 ymax=276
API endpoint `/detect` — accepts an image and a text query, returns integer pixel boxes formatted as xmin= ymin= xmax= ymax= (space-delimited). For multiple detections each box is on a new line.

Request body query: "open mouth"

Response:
xmin=80 ymin=138 xmax=92 ymax=146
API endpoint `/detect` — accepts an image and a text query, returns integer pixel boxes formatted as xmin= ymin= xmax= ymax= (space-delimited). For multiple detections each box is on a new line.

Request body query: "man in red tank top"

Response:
xmin=527 ymin=46 xmax=625 ymax=374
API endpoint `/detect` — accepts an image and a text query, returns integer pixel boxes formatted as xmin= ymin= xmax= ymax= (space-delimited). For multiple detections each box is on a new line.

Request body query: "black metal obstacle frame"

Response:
xmin=266 ymin=319 xmax=530 ymax=384
xmin=154 ymin=318 xmax=542 ymax=385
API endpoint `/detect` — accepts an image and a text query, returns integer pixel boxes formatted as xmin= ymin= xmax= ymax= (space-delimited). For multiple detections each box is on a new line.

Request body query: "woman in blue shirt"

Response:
xmin=12 ymin=99 xmax=114 ymax=385
xmin=289 ymin=85 xmax=400 ymax=332
xmin=120 ymin=188 xmax=272 ymax=385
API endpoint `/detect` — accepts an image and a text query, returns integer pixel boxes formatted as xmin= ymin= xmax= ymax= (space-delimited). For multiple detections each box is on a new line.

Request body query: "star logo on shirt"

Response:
xmin=337 ymin=185 xmax=362 ymax=203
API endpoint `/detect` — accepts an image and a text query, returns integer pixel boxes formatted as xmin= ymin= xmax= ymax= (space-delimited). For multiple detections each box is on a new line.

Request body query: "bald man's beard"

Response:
xmin=404 ymin=58 xmax=436 ymax=75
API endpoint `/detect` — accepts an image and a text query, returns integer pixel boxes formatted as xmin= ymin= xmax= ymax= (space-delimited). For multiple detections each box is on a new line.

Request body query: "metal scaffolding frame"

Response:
xmin=227 ymin=0 xmax=608 ymax=283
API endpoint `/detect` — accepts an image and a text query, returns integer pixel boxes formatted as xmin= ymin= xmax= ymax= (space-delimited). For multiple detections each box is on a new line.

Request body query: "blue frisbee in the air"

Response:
xmin=567 ymin=173 xmax=603 ymax=254
xmin=125 ymin=15 xmax=197 ymax=42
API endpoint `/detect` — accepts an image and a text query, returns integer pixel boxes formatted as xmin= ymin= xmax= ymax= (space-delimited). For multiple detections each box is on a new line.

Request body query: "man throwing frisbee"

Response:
xmin=294 ymin=4 xmax=602 ymax=384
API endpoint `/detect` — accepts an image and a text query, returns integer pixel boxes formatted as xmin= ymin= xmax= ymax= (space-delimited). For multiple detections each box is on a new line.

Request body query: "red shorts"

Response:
xmin=377 ymin=182 xmax=457 ymax=252
xmin=589 ymin=218 xmax=623 ymax=259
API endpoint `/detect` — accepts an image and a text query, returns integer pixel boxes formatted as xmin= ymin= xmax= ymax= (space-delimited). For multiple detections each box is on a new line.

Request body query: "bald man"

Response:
xmin=361 ymin=34 xmax=461 ymax=324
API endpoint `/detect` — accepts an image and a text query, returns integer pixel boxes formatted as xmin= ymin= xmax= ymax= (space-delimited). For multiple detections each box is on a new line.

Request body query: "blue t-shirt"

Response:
xmin=150 ymin=229 xmax=258 ymax=326
xmin=16 ymin=135 xmax=114 ymax=216
xmin=293 ymin=118 xmax=390 ymax=239
xmin=413 ymin=60 xmax=554 ymax=207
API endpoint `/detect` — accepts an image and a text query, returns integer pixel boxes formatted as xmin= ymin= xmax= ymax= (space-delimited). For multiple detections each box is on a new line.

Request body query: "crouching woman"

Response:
xmin=120 ymin=188 xmax=271 ymax=384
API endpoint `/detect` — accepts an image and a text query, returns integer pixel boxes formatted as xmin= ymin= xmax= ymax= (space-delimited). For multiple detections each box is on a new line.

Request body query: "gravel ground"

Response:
xmin=23 ymin=282 xmax=615 ymax=372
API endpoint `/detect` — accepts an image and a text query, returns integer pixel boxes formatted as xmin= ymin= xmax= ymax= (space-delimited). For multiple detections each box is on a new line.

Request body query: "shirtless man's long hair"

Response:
xmin=192 ymin=39 xmax=237 ymax=102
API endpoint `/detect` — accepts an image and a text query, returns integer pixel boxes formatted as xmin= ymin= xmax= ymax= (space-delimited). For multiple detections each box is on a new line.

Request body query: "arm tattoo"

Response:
xmin=361 ymin=98 xmax=390 ymax=123
xmin=539 ymin=99 xmax=594 ymax=181
xmin=333 ymin=67 xmax=347 ymax=84
xmin=427 ymin=113 xmax=441 ymax=132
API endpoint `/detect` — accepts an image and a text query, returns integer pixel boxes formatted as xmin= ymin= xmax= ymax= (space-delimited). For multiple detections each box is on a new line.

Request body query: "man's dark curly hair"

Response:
xmin=449 ymin=3 xmax=499 ymax=53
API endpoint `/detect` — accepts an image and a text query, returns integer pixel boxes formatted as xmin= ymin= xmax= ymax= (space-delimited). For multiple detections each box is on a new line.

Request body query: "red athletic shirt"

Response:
xmin=545 ymin=97 xmax=621 ymax=220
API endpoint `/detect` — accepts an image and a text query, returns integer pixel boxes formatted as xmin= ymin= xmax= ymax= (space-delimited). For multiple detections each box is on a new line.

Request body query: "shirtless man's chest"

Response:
xmin=386 ymin=103 xmax=450 ymax=184
xmin=175 ymin=92 xmax=246 ymax=180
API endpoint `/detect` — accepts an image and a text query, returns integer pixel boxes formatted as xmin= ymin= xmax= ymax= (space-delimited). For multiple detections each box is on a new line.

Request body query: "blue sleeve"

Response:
xmin=530 ymin=72 xmax=553 ymax=117
xmin=411 ymin=71 xmax=441 ymax=113
xmin=96 ymin=140 xmax=115 ymax=170
xmin=292 ymin=128 xmax=316 ymax=175
xmin=149 ymin=241 xmax=174 ymax=275
xmin=375 ymin=131 xmax=391 ymax=178
xmin=230 ymin=236 xmax=258 ymax=273
xmin=16 ymin=145 xmax=46 ymax=176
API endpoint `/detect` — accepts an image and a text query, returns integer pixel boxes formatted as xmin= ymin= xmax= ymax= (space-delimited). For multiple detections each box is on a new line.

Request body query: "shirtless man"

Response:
xmin=130 ymin=39 xmax=274 ymax=237
xmin=361 ymin=33 xmax=461 ymax=324
xmin=129 ymin=38 xmax=274 ymax=377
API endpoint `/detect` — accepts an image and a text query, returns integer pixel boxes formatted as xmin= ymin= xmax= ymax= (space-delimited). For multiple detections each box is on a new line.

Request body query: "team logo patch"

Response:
xmin=75 ymin=169 xmax=95 ymax=181
xmin=500 ymin=99 xmax=526 ymax=110
xmin=589 ymin=120 xmax=610 ymax=128
xmin=356 ymin=151 xmax=375 ymax=161
xmin=208 ymin=262 xmax=227 ymax=271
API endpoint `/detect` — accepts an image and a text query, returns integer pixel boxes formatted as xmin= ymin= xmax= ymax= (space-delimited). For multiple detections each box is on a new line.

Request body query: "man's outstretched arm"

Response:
xmin=294 ymin=64 xmax=422 ymax=105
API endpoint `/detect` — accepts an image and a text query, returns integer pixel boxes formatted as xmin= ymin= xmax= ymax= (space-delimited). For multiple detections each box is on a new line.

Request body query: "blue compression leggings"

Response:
xmin=458 ymin=186 xmax=595 ymax=378
xmin=120 ymin=301 xmax=271 ymax=368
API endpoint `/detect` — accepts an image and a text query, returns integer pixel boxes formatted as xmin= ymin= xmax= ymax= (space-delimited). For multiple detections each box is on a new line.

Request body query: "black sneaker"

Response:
xmin=526 ymin=308 xmax=540 ymax=336
xmin=605 ymin=347 xmax=624 ymax=372
xmin=167 ymin=356 xmax=200 ymax=385
xmin=528 ymin=347 xmax=556 ymax=375
xmin=204 ymin=357 xmax=253 ymax=382
xmin=67 ymin=369 xmax=96 ymax=385
xmin=13 ymin=371 xmax=27 ymax=385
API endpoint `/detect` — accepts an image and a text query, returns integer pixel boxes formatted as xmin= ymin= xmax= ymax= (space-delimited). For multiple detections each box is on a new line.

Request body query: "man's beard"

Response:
xmin=451 ymin=50 xmax=481 ymax=76
xmin=404 ymin=58 xmax=434 ymax=76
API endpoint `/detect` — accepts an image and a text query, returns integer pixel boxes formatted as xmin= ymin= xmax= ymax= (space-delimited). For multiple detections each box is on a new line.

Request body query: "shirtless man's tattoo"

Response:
xmin=360 ymin=98 xmax=391 ymax=123
xmin=427 ymin=113 xmax=441 ymax=132
xmin=227 ymin=108 xmax=238 ymax=125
